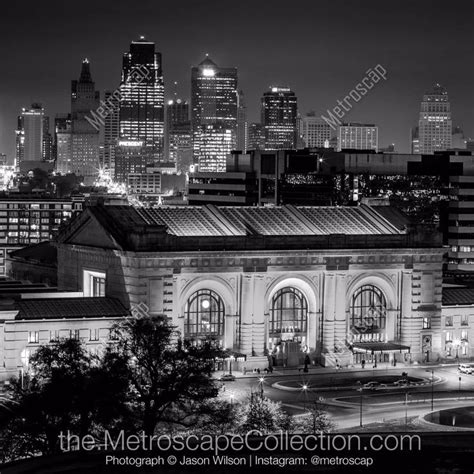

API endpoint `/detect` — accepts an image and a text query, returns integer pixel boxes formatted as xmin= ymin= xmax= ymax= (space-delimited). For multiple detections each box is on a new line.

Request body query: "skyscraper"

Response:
xmin=71 ymin=59 xmax=100 ymax=183
xmin=247 ymin=123 xmax=265 ymax=151
xmin=103 ymin=90 xmax=120 ymax=177
xmin=194 ymin=124 xmax=233 ymax=172
xmin=410 ymin=126 xmax=420 ymax=154
xmin=191 ymin=56 xmax=238 ymax=171
xmin=418 ymin=84 xmax=452 ymax=154
xmin=301 ymin=113 xmax=331 ymax=148
xmin=166 ymin=98 xmax=192 ymax=173
xmin=15 ymin=116 xmax=25 ymax=170
xmin=55 ymin=114 xmax=72 ymax=175
xmin=236 ymin=90 xmax=248 ymax=152
xmin=452 ymin=126 xmax=467 ymax=150
xmin=15 ymin=103 xmax=44 ymax=170
xmin=261 ymin=87 xmax=297 ymax=150
xmin=42 ymin=116 xmax=53 ymax=162
xmin=338 ymin=123 xmax=378 ymax=151
xmin=116 ymin=36 xmax=164 ymax=181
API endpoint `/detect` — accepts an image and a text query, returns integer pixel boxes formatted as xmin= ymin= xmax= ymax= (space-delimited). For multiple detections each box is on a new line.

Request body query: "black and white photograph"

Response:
xmin=0 ymin=0 xmax=473 ymax=472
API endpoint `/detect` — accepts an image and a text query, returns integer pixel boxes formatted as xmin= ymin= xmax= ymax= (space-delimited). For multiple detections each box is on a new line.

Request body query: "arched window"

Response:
xmin=185 ymin=289 xmax=225 ymax=342
xmin=351 ymin=285 xmax=386 ymax=337
xmin=270 ymin=287 xmax=308 ymax=342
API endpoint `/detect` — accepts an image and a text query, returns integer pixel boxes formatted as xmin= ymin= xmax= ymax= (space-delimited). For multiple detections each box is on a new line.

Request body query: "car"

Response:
xmin=458 ymin=364 xmax=473 ymax=375
xmin=219 ymin=374 xmax=236 ymax=381
xmin=362 ymin=381 xmax=387 ymax=390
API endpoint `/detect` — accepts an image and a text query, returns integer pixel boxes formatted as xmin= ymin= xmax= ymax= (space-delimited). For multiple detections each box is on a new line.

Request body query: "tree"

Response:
xmin=180 ymin=398 xmax=238 ymax=436
xmin=110 ymin=315 xmax=225 ymax=435
xmin=294 ymin=403 xmax=334 ymax=434
xmin=0 ymin=339 xmax=130 ymax=459
xmin=236 ymin=396 xmax=294 ymax=434
xmin=28 ymin=168 xmax=51 ymax=191
xmin=54 ymin=173 xmax=81 ymax=197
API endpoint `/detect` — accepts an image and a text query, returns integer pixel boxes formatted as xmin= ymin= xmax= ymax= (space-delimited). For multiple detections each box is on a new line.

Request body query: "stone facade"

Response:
xmin=57 ymin=241 xmax=445 ymax=367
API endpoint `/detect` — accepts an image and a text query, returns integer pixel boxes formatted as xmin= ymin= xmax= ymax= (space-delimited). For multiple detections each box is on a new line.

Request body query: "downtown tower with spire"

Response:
xmin=70 ymin=59 xmax=100 ymax=184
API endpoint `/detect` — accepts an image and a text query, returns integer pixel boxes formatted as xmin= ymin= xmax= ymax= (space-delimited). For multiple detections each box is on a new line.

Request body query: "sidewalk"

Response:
xmin=218 ymin=361 xmax=462 ymax=380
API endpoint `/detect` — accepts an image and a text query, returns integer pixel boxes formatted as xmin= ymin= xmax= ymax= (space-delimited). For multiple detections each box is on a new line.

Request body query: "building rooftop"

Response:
xmin=58 ymin=204 xmax=440 ymax=252
xmin=442 ymin=288 xmax=474 ymax=306
xmin=15 ymin=297 xmax=128 ymax=320
xmin=130 ymin=204 xmax=403 ymax=237
xmin=9 ymin=241 xmax=57 ymax=266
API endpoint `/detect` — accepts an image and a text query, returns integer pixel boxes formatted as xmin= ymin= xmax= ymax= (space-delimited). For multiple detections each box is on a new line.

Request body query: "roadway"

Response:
xmin=224 ymin=364 xmax=474 ymax=429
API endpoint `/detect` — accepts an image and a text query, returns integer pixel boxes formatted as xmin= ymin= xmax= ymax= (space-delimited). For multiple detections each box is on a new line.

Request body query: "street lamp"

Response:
xmin=405 ymin=390 xmax=409 ymax=426
xmin=356 ymin=381 xmax=363 ymax=427
xmin=425 ymin=369 xmax=434 ymax=411
xmin=259 ymin=377 xmax=265 ymax=399
xmin=302 ymin=384 xmax=308 ymax=410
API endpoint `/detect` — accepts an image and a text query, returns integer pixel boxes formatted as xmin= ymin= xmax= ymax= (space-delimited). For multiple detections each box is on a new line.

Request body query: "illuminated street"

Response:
xmin=224 ymin=364 xmax=474 ymax=430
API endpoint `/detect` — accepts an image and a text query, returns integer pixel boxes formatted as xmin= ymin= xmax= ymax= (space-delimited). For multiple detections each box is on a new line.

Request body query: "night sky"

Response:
xmin=0 ymin=0 xmax=473 ymax=161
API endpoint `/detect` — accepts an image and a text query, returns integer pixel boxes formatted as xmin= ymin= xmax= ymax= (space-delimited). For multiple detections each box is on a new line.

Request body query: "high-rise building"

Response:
xmin=418 ymin=84 xmax=452 ymax=154
xmin=452 ymin=126 xmax=467 ymax=150
xmin=195 ymin=124 xmax=233 ymax=172
xmin=167 ymin=97 xmax=189 ymax=126
xmin=15 ymin=116 xmax=24 ymax=170
xmin=71 ymin=59 xmax=100 ymax=183
xmin=338 ymin=123 xmax=378 ymax=151
xmin=191 ymin=56 xmax=238 ymax=170
xmin=115 ymin=141 xmax=146 ymax=182
xmin=0 ymin=196 xmax=84 ymax=276
xmin=55 ymin=114 xmax=72 ymax=175
xmin=410 ymin=126 xmax=420 ymax=154
xmin=42 ymin=116 xmax=53 ymax=162
xmin=236 ymin=90 xmax=248 ymax=152
xmin=301 ymin=113 xmax=331 ymax=148
xmin=166 ymin=99 xmax=192 ymax=173
xmin=261 ymin=87 xmax=297 ymax=150
xmin=248 ymin=123 xmax=265 ymax=151
xmin=103 ymin=91 xmax=120 ymax=177
xmin=16 ymin=103 xmax=44 ymax=170
xmin=117 ymin=36 xmax=164 ymax=181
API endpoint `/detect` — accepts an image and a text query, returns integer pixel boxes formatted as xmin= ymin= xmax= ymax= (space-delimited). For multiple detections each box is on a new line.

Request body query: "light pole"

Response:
xmin=357 ymin=381 xmax=363 ymax=427
xmin=425 ymin=369 xmax=434 ymax=411
xmin=405 ymin=390 xmax=409 ymax=426
xmin=302 ymin=384 xmax=308 ymax=410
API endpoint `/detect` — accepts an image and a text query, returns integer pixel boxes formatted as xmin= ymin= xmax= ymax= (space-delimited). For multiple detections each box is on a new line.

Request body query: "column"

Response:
xmin=240 ymin=274 xmax=254 ymax=355
xmin=333 ymin=273 xmax=347 ymax=347
xmin=322 ymin=273 xmax=336 ymax=353
xmin=224 ymin=314 xmax=236 ymax=350
xmin=252 ymin=275 xmax=266 ymax=356
xmin=400 ymin=271 xmax=413 ymax=346
xmin=307 ymin=311 xmax=317 ymax=352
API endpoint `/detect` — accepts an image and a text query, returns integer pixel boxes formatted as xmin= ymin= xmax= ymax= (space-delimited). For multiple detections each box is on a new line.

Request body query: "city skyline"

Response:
xmin=0 ymin=0 xmax=473 ymax=162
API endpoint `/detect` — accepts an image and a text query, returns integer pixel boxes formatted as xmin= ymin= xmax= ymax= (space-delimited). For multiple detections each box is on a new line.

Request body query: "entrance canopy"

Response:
xmin=352 ymin=342 xmax=410 ymax=354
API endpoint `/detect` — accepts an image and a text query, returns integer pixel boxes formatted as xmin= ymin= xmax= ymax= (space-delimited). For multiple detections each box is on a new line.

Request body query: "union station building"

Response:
xmin=50 ymin=203 xmax=450 ymax=369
